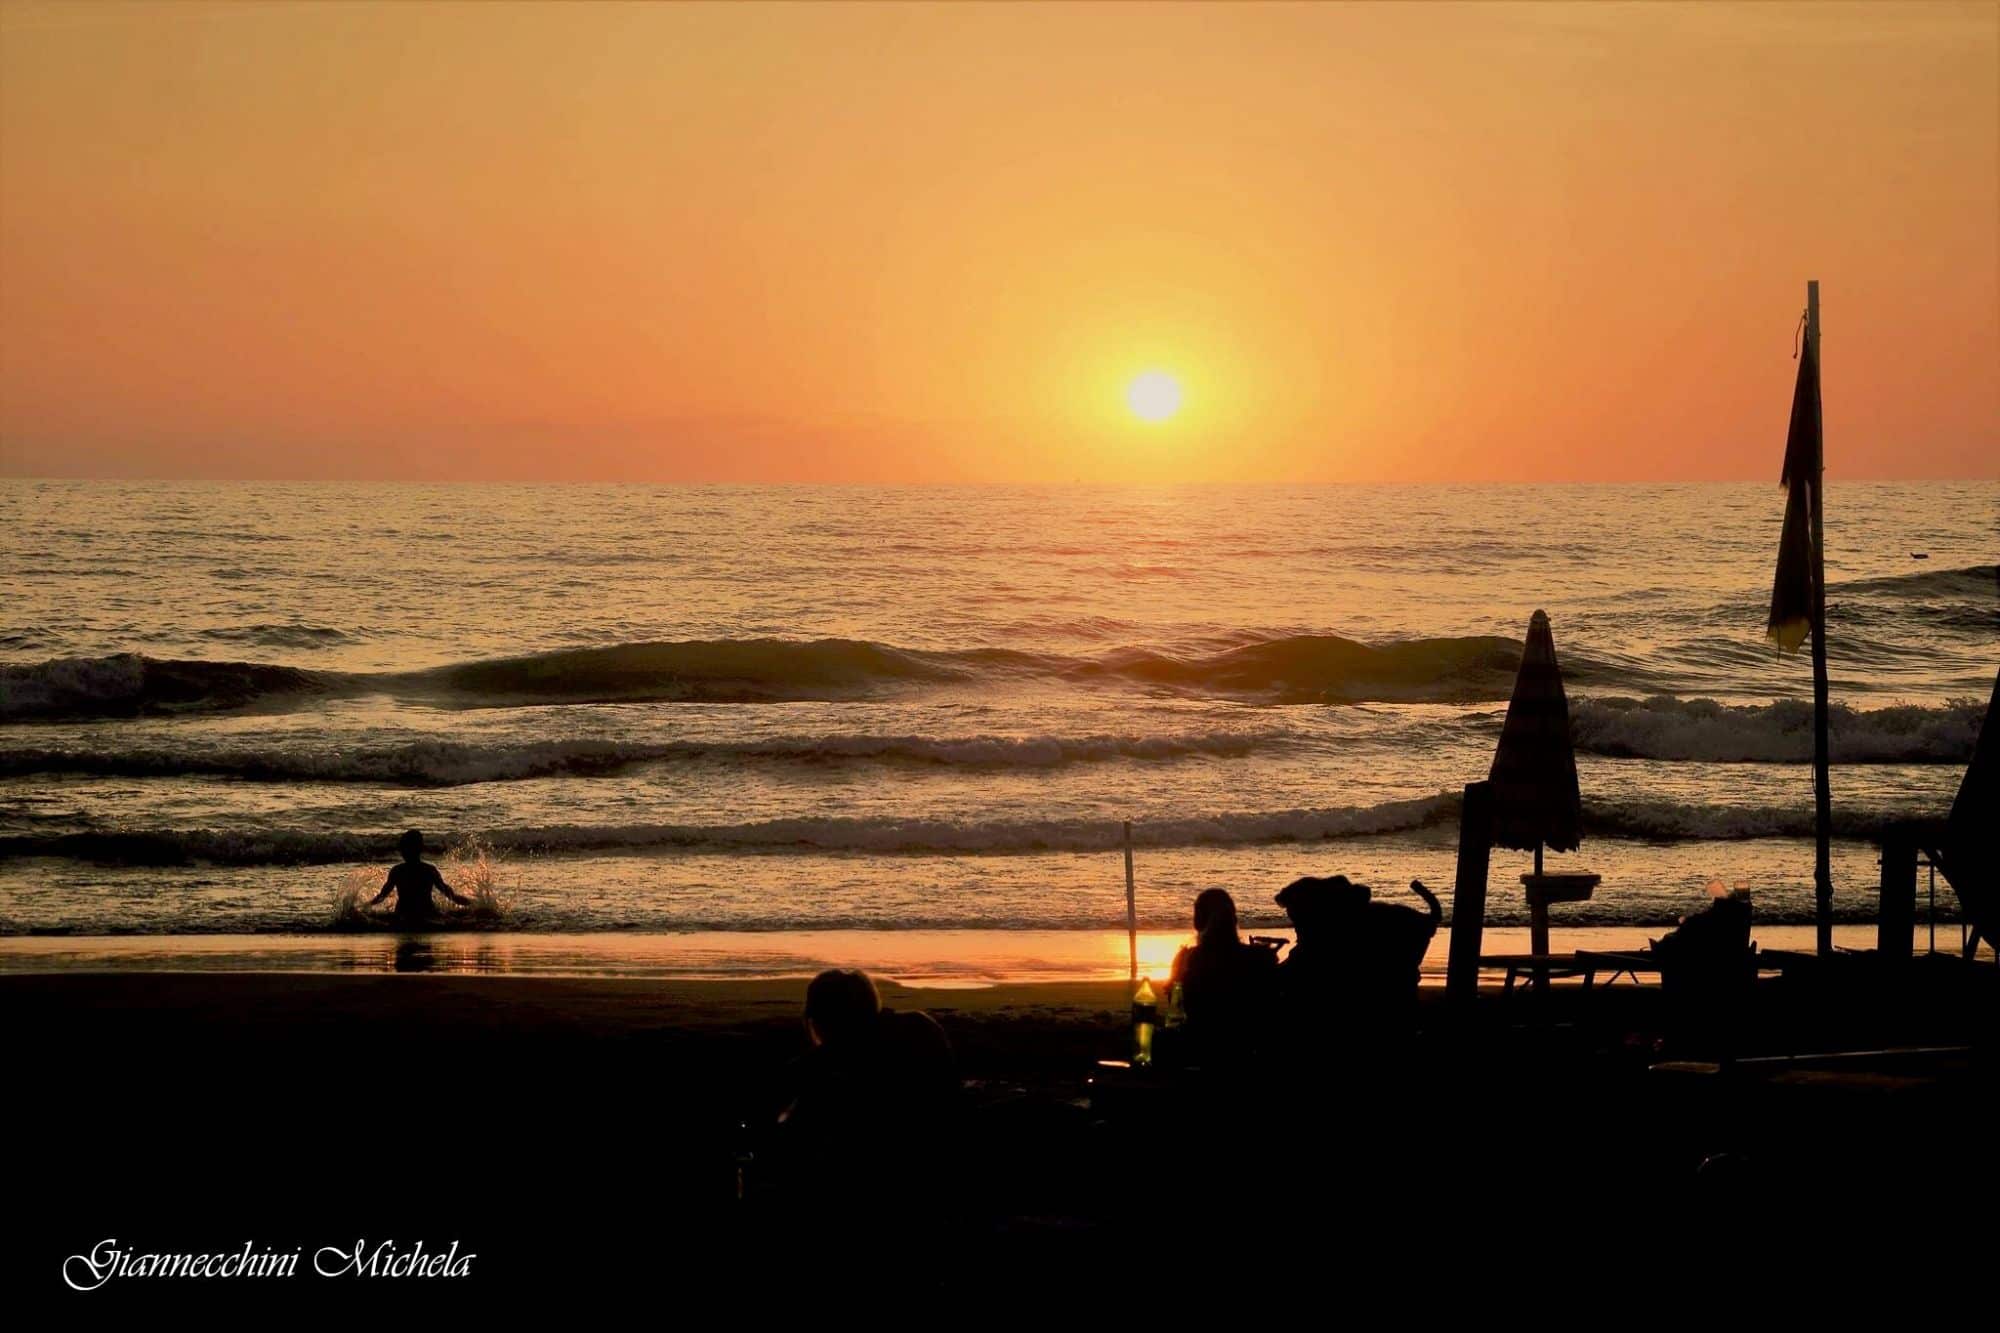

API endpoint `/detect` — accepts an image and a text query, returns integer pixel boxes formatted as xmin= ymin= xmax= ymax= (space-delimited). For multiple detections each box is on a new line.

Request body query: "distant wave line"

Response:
xmin=0 ymin=729 xmax=1297 ymax=785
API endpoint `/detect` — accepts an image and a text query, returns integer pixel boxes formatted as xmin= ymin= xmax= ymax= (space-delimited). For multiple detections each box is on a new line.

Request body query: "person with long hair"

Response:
xmin=1168 ymin=887 xmax=1277 ymax=1063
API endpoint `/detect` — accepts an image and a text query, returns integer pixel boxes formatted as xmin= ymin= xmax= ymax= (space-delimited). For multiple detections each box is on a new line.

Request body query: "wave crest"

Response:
xmin=3 ymin=788 xmax=1953 ymax=867
xmin=1571 ymin=695 xmax=1981 ymax=763
xmin=0 ymin=632 xmax=1560 ymax=721
xmin=0 ymin=729 xmax=1293 ymax=785
xmin=0 ymin=794 xmax=1461 ymax=864
xmin=1838 ymin=563 xmax=1995 ymax=598
xmin=0 ymin=653 xmax=325 ymax=722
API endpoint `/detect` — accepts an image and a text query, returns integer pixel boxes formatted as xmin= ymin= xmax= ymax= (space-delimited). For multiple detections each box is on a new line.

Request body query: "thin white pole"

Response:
xmin=1123 ymin=820 xmax=1137 ymax=987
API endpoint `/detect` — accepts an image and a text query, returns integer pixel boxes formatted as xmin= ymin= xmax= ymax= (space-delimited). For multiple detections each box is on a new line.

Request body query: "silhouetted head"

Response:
xmin=1275 ymin=874 xmax=1369 ymax=940
xmin=397 ymin=829 xmax=425 ymax=862
xmin=804 ymin=968 xmax=881 ymax=1049
xmin=1192 ymin=887 xmax=1239 ymax=945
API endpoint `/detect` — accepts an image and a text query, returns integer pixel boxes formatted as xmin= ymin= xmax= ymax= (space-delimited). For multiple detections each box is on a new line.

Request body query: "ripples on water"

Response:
xmin=0 ymin=480 xmax=1992 ymax=937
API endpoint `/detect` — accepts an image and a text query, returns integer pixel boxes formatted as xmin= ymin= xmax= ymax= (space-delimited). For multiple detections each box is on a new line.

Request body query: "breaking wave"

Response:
xmin=1837 ymin=563 xmax=1996 ymax=599
xmin=1581 ymin=798 xmax=1930 ymax=842
xmin=9 ymin=777 xmax=1964 ymax=869
xmin=1 ymin=787 xmax=1952 ymax=867
xmin=0 ymin=793 xmax=1464 ymax=865
xmin=1570 ymin=695 xmax=1983 ymax=764
xmin=0 ymin=653 xmax=325 ymax=721
xmin=0 ymin=632 xmax=1578 ymax=721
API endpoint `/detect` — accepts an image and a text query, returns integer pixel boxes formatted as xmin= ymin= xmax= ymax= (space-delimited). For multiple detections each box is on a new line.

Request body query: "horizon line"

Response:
xmin=2 ymin=473 xmax=1996 ymax=488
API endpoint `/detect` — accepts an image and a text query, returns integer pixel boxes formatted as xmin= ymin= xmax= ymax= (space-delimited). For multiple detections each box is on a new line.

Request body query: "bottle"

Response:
xmin=1131 ymin=977 xmax=1158 ymax=1067
xmin=1157 ymin=979 xmax=1185 ymax=1066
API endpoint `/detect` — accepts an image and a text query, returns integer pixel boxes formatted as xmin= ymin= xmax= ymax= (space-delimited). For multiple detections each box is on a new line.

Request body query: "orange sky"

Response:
xmin=2 ymin=1 xmax=1994 ymax=483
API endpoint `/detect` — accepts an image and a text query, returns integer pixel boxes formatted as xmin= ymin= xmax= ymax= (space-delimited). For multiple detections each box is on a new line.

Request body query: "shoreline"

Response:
xmin=3 ymin=922 xmax=1979 ymax=984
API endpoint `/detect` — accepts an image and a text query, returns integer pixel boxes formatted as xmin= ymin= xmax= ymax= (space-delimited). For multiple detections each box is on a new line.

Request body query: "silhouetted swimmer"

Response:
xmin=1168 ymin=888 xmax=1277 ymax=1063
xmin=368 ymin=830 xmax=472 ymax=925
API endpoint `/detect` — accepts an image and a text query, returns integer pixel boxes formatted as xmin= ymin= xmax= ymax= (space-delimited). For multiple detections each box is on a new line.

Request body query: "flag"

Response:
xmin=1765 ymin=330 xmax=1819 ymax=652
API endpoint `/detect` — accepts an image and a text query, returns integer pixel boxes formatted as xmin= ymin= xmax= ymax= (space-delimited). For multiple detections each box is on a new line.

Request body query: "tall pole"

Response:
xmin=1807 ymin=280 xmax=1833 ymax=955
xmin=1123 ymin=820 xmax=1138 ymax=987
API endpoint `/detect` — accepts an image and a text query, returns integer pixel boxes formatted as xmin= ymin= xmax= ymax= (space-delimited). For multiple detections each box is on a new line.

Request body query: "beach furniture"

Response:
xmin=1521 ymin=870 xmax=1600 ymax=961
xmin=1488 ymin=947 xmax=1787 ymax=993
xmin=1486 ymin=951 xmax=1590 ymax=993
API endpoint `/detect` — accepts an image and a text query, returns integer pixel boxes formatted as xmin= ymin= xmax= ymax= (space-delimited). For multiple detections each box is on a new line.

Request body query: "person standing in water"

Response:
xmin=368 ymin=830 xmax=473 ymax=924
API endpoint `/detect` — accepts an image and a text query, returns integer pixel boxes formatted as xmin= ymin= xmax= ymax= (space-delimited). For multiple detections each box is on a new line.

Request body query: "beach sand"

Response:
xmin=8 ymin=965 xmax=1994 ymax=1303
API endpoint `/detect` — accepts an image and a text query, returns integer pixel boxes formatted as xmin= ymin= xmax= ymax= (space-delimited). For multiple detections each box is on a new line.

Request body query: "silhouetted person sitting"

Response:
xmin=1168 ymin=888 xmax=1277 ymax=1065
xmin=776 ymin=969 xmax=959 ymax=1201
xmin=1653 ymin=890 xmax=1755 ymax=1059
xmin=368 ymin=829 xmax=472 ymax=925
xmin=1275 ymin=874 xmax=1441 ymax=1050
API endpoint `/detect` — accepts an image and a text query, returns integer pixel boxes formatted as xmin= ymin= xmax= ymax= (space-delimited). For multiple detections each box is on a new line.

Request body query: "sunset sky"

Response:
xmin=2 ymin=1 xmax=1994 ymax=483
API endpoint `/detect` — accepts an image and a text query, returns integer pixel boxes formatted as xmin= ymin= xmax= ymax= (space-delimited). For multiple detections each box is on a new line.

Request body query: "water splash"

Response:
xmin=441 ymin=835 xmax=509 ymax=921
xmin=327 ymin=835 xmax=508 ymax=927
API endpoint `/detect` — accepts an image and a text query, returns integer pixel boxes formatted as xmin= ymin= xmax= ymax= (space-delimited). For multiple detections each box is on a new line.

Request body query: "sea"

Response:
xmin=0 ymin=480 xmax=1993 ymax=977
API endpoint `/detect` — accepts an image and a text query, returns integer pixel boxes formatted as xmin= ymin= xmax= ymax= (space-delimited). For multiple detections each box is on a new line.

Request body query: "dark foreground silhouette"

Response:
xmin=7 ymin=959 xmax=1994 ymax=1306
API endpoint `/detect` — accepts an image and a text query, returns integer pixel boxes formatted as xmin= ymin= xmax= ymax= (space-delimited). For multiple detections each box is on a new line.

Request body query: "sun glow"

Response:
xmin=1126 ymin=371 xmax=1183 ymax=423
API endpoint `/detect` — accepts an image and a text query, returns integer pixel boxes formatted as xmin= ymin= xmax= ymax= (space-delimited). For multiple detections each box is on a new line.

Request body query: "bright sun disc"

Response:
xmin=1126 ymin=371 xmax=1182 ymax=422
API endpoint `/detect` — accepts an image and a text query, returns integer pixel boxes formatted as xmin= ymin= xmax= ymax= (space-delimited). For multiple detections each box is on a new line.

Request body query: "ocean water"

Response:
xmin=0 ymin=480 xmax=1992 ymax=943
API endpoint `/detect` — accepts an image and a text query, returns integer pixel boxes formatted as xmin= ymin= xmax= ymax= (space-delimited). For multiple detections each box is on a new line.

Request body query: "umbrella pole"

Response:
xmin=1530 ymin=842 xmax=1549 ymax=989
xmin=1807 ymin=280 xmax=1834 ymax=956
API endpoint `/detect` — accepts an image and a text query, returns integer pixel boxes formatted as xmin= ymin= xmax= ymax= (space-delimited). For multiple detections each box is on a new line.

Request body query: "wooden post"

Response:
xmin=1876 ymin=838 xmax=1916 ymax=960
xmin=1123 ymin=820 xmax=1137 ymax=988
xmin=1806 ymin=280 xmax=1835 ymax=956
xmin=1446 ymin=781 xmax=1493 ymax=1008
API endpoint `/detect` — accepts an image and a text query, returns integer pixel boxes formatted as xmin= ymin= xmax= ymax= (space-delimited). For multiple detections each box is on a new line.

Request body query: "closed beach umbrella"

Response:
xmin=1487 ymin=609 xmax=1582 ymax=872
xmin=1765 ymin=324 xmax=1821 ymax=654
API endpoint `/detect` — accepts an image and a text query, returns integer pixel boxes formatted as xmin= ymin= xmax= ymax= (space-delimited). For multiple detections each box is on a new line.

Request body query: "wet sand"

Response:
xmin=0 ymin=922 xmax=1940 ymax=980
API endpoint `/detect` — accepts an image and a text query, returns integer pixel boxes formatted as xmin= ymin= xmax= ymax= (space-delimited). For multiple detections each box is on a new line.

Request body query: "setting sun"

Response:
xmin=1126 ymin=371 xmax=1183 ymax=423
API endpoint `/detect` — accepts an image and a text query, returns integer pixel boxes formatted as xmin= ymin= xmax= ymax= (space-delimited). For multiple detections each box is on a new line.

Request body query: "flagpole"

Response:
xmin=1806 ymin=280 xmax=1833 ymax=955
